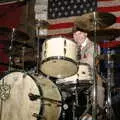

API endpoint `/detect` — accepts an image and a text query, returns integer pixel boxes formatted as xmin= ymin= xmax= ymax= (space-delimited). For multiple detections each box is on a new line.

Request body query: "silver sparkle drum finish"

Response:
xmin=40 ymin=37 xmax=79 ymax=78
xmin=0 ymin=71 xmax=61 ymax=120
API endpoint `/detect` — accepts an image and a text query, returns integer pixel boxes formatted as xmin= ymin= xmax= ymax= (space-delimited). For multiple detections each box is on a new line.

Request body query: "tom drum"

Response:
xmin=40 ymin=37 xmax=79 ymax=78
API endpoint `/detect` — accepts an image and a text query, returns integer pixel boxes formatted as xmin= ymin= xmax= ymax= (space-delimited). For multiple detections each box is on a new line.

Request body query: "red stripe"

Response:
xmin=48 ymin=22 xmax=74 ymax=29
xmin=97 ymin=0 xmax=113 ymax=1
xmin=116 ymin=17 xmax=120 ymax=23
xmin=99 ymin=41 xmax=120 ymax=48
xmin=48 ymin=33 xmax=73 ymax=38
xmin=97 ymin=5 xmax=120 ymax=12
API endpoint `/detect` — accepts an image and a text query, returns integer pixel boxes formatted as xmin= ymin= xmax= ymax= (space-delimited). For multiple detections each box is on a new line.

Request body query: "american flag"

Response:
xmin=47 ymin=0 xmax=120 ymax=37
xmin=47 ymin=0 xmax=97 ymax=38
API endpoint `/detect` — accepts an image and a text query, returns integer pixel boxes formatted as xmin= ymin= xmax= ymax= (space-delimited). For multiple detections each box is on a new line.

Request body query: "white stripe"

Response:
xmin=48 ymin=16 xmax=81 ymax=24
xmin=107 ymin=23 xmax=120 ymax=28
xmin=48 ymin=28 xmax=73 ymax=35
xmin=98 ymin=1 xmax=120 ymax=7
xmin=110 ymin=11 xmax=120 ymax=17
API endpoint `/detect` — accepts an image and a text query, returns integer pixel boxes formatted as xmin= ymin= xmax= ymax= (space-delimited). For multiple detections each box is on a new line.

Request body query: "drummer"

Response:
xmin=73 ymin=28 xmax=105 ymax=114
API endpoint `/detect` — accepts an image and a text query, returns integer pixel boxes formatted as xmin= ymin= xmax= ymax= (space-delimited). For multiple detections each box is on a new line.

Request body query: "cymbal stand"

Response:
xmin=8 ymin=28 xmax=16 ymax=72
xmin=92 ymin=11 xmax=98 ymax=120
xmin=35 ymin=25 xmax=40 ymax=74
xmin=72 ymin=78 xmax=79 ymax=120
xmin=105 ymin=48 xmax=114 ymax=120
xmin=21 ymin=46 xmax=25 ymax=71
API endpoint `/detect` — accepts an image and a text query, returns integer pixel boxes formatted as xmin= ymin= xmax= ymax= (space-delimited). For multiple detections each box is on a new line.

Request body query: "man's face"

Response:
xmin=73 ymin=31 xmax=87 ymax=46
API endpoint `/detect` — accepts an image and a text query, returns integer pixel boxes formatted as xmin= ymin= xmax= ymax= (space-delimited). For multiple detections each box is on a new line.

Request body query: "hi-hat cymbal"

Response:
xmin=0 ymin=27 xmax=30 ymax=41
xmin=75 ymin=12 xmax=116 ymax=31
xmin=87 ymin=28 xmax=120 ymax=42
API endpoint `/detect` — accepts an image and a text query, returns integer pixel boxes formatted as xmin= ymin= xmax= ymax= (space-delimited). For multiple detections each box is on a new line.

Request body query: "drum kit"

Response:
xmin=0 ymin=11 xmax=120 ymax=120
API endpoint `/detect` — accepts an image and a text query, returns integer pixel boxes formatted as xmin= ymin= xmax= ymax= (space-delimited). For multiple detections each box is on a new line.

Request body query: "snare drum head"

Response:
xmin=0 ymin=71 xmax=41 ymax=120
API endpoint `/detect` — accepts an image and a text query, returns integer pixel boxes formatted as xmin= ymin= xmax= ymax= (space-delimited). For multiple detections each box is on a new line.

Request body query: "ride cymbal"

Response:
xmin=75 ymin=12 xmax=116 ymax=31
xmin=96 ymin=54 xmax=120 ymax=61
xmin=0 ymin=27 xmax=30 ymax=41
xmin=87 ymin=28 xmax=120 ymax=42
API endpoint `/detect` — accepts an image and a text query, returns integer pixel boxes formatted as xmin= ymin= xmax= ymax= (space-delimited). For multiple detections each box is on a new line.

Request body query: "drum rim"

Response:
xmin=41 ymin=56 xmax=78 ymax=65
xmin=0 ymin=70 xmax=45 ymax=117
xmin=43 ymin=36 xmax=77 ymax=44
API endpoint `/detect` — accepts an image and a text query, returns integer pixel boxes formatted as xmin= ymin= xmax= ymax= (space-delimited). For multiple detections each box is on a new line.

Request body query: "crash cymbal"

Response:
xmin=75 ymin=12 xmax=116 ymax=31
xmin=8 ymin=47 xmax=34 ymax=56
xmin=0 ymin=27 xmax=30 ymax=41
xmin=87 ymin=28 xmax=120 ymax=42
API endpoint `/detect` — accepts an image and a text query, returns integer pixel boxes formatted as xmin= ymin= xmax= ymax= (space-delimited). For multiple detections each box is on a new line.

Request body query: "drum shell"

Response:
xmin=41 ymin=37 xmax=78 ymax=62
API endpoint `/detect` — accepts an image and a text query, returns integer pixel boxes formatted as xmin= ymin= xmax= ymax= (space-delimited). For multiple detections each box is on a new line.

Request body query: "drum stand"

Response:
xmin=105 ymin=48 xmax=114 ymax=120
xmin=8 ymin=28 xmax=16 ymax=72
xmin=92 ymin=12 xmax=98 ymax=120
xmin=72 ymin=79 xmax=80 ymax=120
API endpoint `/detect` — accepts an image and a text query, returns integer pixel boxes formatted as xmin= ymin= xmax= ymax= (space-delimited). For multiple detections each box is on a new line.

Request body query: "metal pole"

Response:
xmin=92 ymin=11 xmax=98 ymax=120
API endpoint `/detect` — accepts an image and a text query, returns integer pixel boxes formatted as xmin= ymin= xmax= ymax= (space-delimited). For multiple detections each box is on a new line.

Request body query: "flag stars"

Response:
xmin=55 ymin=7 xmax=58 ymax=12
xmin=71 ymin=10 xmax=74 ymax=15
xmin=67 ymin=6 xmax=71 ymax=10
xmin=74 ymin=5 xmax=77 ymax=9
xmin=58 ymin=1 xmax=61 ymax=6
xmin=70 ymin=0 xmax=74 ymax=3
xmin=77 ymin=10 xmax=81 ymax=14
xmin=58 ymin=12 xmax=62 ymax=17
xmin=52 ymin=13 xmax=55 ymax=18
xmin=61 ymin=6 xmax=65 ymax=11
xmin=64 ymin=1 xmax=68 ymax=5
xmin=64 ymin=11 xmax=68 ymax=16
xmin=76 ymin=0 xmax=81 ymax=3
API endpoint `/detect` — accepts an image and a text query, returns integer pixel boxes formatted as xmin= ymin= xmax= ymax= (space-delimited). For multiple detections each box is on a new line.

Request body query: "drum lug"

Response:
xmin=28 ymin=93 xmax=40 ymax=101
xmin=32 ymin=113 xmax=46 ymax=120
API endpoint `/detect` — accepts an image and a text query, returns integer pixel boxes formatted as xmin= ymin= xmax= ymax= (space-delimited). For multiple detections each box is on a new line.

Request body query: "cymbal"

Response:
xmin=0 ymin=27 xmax=30 ymax=41
xmin=8 ymin=47 xmax=34 ymax=56
xmin=0 ymin=40 xmax=33 ymax=49
xmin=87 ymin=28 xmax=120 ymax=42
xmin=75 ymin=12 xmax=116 ymax=31
xmin=96 ymin=54 xmax=120 ymax=60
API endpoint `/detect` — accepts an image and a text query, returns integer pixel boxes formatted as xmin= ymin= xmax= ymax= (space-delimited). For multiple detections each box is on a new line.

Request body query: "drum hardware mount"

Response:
xmin=104 ymin=48 xmax=114 ymax=120
xmin=32 ymin=113 xmax=46 ymax=120
xmin=28 ymin=93 xmax=62 ymax=105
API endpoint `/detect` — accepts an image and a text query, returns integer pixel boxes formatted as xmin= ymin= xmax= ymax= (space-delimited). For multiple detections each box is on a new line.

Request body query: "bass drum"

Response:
xmin=0 ymin=71 xmax=61 ymax=120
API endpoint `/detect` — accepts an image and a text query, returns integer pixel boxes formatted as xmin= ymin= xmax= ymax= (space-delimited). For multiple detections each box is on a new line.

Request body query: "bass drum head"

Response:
xmin=0 ymin=71 xmax=41 ymax=120
xmin=0 ymin=71 xmax=62 ymax=120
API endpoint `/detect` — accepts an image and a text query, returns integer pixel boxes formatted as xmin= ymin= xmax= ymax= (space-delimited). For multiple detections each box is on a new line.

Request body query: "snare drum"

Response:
xmin=0 ymin=71 xmax=61 ymax=120
xmin=40 ymin=37 xmax=78 ymax=78
xmin=56 ymin=63 xmax=93 ymax=90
